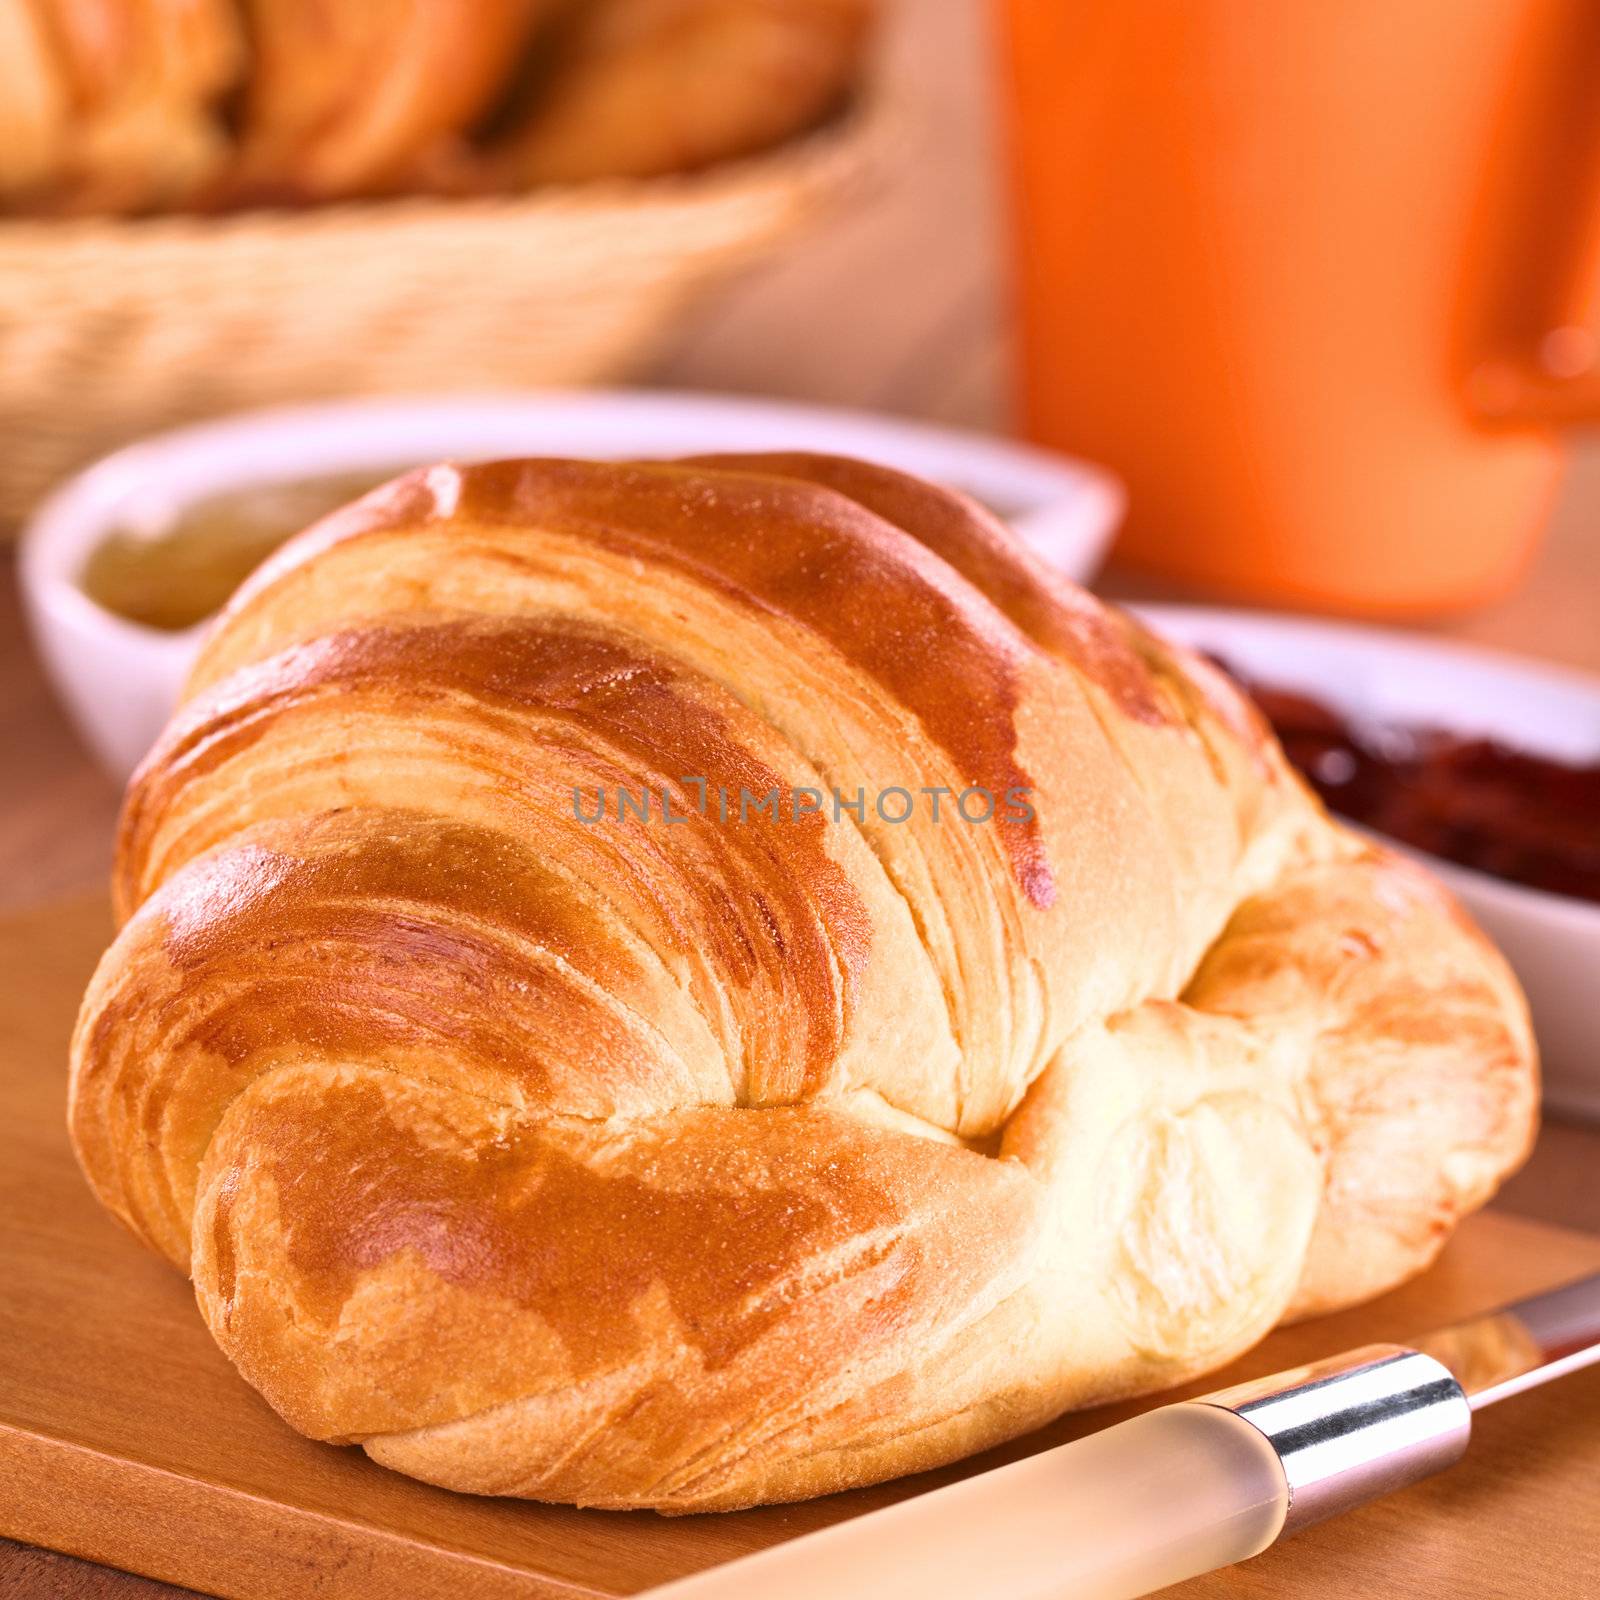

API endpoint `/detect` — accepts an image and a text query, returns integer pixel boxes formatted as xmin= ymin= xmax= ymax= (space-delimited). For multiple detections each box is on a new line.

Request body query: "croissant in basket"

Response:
xmin=0 ymin=0 xmax=241 ymax=213
xmin=1 ymin=0 xmax=878 ymax=213
xmin=226 ymin=0 xmax=556 ymax=202
xmin=68 ymin=454 xmax=1537 ymax=1511
xmin=499 ymin=0 xmax=879 ymax=185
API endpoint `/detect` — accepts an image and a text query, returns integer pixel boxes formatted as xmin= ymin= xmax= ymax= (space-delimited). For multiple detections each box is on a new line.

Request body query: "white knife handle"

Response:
xmin=652 ymin=1344 xmax=1474 ymax=1600
xmin=649 ymin=1403 xmax=1288 ymax=1600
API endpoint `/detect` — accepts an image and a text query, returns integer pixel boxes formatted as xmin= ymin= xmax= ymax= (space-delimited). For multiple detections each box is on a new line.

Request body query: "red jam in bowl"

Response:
xmin=1222 ymin=666 xmax=1600 ymax=905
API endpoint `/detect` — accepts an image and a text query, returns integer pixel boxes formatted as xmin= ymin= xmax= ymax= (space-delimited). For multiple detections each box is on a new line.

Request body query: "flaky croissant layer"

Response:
xmin=69 ymin=453 xmax=1536 ymax=1510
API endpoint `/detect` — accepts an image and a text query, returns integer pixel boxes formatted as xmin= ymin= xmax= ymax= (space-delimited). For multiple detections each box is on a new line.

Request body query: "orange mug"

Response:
xmin=996 ymin=0 xmax=1600 ymax=614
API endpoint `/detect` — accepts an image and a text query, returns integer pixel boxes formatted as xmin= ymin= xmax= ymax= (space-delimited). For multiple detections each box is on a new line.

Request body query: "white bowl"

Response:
xmin=20 ymin=390 xmax=1122 ymax=784
xmin=1135 ymin=603 xmax=1600 ymax=1123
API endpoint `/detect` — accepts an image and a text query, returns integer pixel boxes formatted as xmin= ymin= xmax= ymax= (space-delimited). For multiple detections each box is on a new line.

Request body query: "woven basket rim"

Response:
xmin=0 ymin=92 xmax=897 ymax=248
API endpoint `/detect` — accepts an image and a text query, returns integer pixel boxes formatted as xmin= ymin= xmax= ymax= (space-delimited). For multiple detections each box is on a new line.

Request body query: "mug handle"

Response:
xmin=1466 ymin=5 xmax=1600 ymax=429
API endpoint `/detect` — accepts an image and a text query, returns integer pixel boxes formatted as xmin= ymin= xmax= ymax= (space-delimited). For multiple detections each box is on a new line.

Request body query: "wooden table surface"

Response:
xmin=3 ymin=2 xmax=1597 ymax=1593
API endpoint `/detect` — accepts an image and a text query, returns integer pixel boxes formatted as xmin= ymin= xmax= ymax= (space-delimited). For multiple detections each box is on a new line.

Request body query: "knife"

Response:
xmin=647 ymin=1272 xmax=1600 ymax=1600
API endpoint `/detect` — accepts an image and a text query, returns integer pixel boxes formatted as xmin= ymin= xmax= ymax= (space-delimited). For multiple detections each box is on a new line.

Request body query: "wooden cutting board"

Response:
xmin=2 ymin=896 xmax=1596 ymax=1600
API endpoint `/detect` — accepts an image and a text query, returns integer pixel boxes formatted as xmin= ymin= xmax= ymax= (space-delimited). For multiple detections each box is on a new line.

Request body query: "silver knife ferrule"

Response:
xmin=1200 ymin=1344 xmax=1471 ymax=1534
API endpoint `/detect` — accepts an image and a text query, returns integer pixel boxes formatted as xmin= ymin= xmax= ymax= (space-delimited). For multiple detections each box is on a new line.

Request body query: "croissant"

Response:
xmin=0 ymin=0 xmax=240 ymax=213
xmin=225 ymin=0 xmax=550 ymax=203
xmin=496 ymin=0 xmax=876 ymax=185
xmin=0 ymin=1 xmax=68 ymax=203
xmin=69 ymin=453 xmax=1537 ymax=1511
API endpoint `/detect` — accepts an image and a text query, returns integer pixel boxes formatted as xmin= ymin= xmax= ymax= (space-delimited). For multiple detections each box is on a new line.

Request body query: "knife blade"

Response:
xmin=1414 ymin=1272 xmax=1600 ymax=1409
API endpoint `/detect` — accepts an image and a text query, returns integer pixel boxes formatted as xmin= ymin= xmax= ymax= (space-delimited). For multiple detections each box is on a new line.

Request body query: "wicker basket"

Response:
xmin=0 ymin=105 xmax=881 ymax=529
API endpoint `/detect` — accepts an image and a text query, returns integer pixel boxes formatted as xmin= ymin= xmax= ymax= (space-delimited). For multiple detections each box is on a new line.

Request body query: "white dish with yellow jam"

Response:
xmin=21 ymin=391 xmax=1123 ymax=781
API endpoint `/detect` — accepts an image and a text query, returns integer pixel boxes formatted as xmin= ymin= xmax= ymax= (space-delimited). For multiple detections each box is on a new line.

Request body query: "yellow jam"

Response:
xmin=80 ymin=471 xmax=389 ymax=631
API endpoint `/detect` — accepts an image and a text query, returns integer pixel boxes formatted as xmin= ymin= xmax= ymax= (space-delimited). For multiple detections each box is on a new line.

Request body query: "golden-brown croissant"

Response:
xmin=0 ymin=0 xmax=240 ymax=213
xmin=0 ymin=1 xmax=69 ymax=203
xmin=69 ymin=453 xmax=1536 ymax=1511
xmin=226 ymin=0 xmax=550 ymax=202
xmin=496 ymin=0 xmax=876 ymax=184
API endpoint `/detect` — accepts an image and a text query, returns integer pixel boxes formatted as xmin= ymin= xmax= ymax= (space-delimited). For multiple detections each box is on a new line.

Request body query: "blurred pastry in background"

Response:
xmin=0 ymin=1 xmax=66 ymax=203
xmin=0 ymin=0 xmax=878 ymax=214
xmin=498 ymin=0 xmax=877 ymax=184
xmin=227 ymin=0 xmax=551 ymax=203
xmin=0 ymin=0 xmax=241 ymax=213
